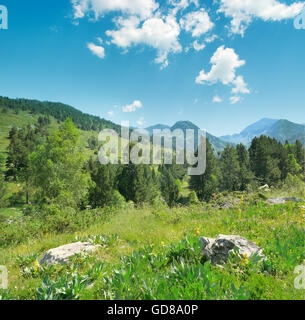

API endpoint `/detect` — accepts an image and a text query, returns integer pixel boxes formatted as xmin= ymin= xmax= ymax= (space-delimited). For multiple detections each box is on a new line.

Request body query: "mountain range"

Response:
xmin=0 ymin=96 xmax=304 ymax=152
xmin=146 ymin=121 xmax=228 ymax=153
xmin=146 ymin=118 xmax=305 ymax=152
xmin=220 ymin=118 xmax=305 ymax=147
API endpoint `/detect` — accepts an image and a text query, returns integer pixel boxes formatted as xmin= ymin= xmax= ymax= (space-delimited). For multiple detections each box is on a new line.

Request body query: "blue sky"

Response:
xmin=0 ymin=0 xmax=304 ymax=136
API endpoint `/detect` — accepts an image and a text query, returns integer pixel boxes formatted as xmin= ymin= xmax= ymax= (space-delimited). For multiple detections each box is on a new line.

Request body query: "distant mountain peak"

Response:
xmin=171 ymin=120 xmax=199 ymax=131
xmin=221 ymin=118 xmax=304 ymax=146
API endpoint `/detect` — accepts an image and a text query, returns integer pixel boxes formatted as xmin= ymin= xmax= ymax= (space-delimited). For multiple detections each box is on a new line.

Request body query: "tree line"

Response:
xmin=1 ymin=118 xmax=304 ymax=210
xmin=0 ymin=96 xmax=120 ymax=132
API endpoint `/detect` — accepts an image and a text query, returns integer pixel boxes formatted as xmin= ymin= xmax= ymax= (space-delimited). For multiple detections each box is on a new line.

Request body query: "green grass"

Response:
xmin=0 ymin=198 xmax=304 ymax=300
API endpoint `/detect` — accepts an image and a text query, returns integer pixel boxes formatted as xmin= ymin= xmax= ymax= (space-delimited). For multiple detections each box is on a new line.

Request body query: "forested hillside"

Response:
xmin=0 ymin=96 xmax=120 ymax=133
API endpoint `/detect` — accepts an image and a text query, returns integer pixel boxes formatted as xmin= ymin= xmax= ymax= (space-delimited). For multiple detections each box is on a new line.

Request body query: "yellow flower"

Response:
xmin=241 ymin=253 xmax=249 ymax=265
xmin=161 ymin=241 xmax=165 ymax=246
xmin=194 ymin=227 xmax=200 ymax=236
xmin=238 ymin=209 xmax=242 ymax=219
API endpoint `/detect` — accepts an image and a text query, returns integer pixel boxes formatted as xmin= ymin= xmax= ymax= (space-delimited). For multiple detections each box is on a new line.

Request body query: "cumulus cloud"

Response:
xmin=106 ymin=14 xmax=182 ymax=68
xmin=193 ymin=40 xmax=205 ymax=51
xmin=232 ymin=76 xmax=250 ymax=94
xmin=230 ymin=96 xmax=241 ymax=104
xmin=205 ymin=34 xmax=218 ymax=43
xmin=218 ymin=0 xmax=305 ymax=35
xmin=87 ymin=42 xmax=105 ymax=58
xmin=71 ymin=0 xmax=159 ymax=20
xmin=122 ymin=100 xmax=143 ymax=112
xmin=169 ymin=0 xmax=199 ymax=16
xmin=180 ymin=9 xmax=214 ymax=37
xmin=195 ymin=46 xmax=249 ymax=95
xmin=213 ymin=95 xmax=223 ymax=103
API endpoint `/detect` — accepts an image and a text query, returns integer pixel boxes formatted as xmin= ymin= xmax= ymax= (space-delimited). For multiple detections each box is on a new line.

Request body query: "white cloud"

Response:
xmin=180 ymin=9 xmax=214 ymax=37
xmin=169 ymin=0 xmax=199 ymax=16
xmin=205 ymin=34 xmax=218 ymax=43
xmin=232 ymin=76 xmax=250 ymax=94
xmin=87 ymin=42 xmax=105 ymax=58
xmin=218 ymin=0 xmax=305 ymax=35
xmin=71 ymin=0 xmax=159 ymax=20
xmin=96 ymin=37 xmax=103 ymax=44
xmin=193 ymin=40 xmax=205 ymax=51
xmin=213 ymin=95 xmax=222 ymax=103
xmin=122 ymin=100 xmax=143 ymax=112
xmin=137 ymin=117 xmax=145 ymax=126
xmin=195 ymin=46 xmax=245 ymax=85
xmin=107 ymin=110 xmax=114 ymax=116
xmin=106 ymin=14 xmax=182 ymax=68
xmin=195 ymin=46 xmax=249 ymax=95
xmin=230 ymin=96 xmax=241 ymax=104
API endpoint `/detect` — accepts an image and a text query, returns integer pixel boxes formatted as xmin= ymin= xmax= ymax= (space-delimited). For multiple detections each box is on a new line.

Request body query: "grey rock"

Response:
xmin=199 ymin=237 xmax=214 ymax=248
xmin=267 ymin=197 xmax=300 ymax=205
xmin=199 ymin=234 xmax=265 ymax=265
xmin=219 ymin=201 xmax=234 ymax=210
xmin=40 ymin=242 xmax=99 ymax=265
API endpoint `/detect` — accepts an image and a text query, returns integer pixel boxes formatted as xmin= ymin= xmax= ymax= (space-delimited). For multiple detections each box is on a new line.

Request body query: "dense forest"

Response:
xmin=1 ymin=116 xmax=304 ymax=211
xmin=0 ymin=96 xmax=120 ymax=133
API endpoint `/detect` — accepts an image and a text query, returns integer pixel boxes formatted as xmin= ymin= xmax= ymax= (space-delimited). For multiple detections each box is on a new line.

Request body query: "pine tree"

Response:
xmin=6 ymin=125 xmax=38 ymax=203
xmin=295 ymin=140 xmax=305 ymax=174
xmin=0 ymin=154 xmax=8 ymax=207
xmin=88 ymin=159 xmax=118 ymax=208
xmin=160 ymin=167 xmax=180 ymax=207
xmin=189 ymin=139 xmax=218 ymax=201
xmin=219 ymin=145 xmax=241 ymax=191
xmin=236 ymin=144 xmax=254 ymax=190
xmin=249 ymin=136 xmax=282 ymax=185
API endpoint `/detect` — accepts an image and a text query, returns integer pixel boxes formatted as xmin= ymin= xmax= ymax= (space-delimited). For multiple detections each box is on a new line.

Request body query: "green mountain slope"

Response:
xmin=146 ymin=121 xmax=230 ymax=153
xmin=221 ymin=118 xmax=305 ymax=146
xmin=265 ymin=119 xmax=305 ymax=144
xmin=0 ymin=96 xmax=120 ymax=133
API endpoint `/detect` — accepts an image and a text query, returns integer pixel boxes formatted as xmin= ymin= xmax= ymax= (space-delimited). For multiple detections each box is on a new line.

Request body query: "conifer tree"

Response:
xmin=189 ymin=139 xmax=218 ymax=201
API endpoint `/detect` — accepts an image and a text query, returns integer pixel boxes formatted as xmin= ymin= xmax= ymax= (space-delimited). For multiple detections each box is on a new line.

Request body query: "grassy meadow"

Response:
xmin=0 ymin=192 xmax=304 ymax=300
xmin=0 ymin=109 xmax=304 ymax=301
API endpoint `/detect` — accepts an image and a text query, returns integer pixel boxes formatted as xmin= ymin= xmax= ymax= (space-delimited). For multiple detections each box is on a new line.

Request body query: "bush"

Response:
xmin=281 ymin=174 xmax=305 ymax=197
xmin=108 ymin=191 xmax=126 ymax=209
xmin=0 ymin=205 xmax=119 ymax=247
xmin=188 ymin=191 xmax=199 ymax=205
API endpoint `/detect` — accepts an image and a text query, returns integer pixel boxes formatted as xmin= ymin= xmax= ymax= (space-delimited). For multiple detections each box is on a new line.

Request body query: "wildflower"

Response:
xmin=238 ymin=209 xmax=242 ymax=219
xmin=194 ymin=227 xmax=200 ymax=236
xmin=161 ymin=241 xmax=165 ymax=246
xmin=241 ymin=253 xmax=249 ymax=265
